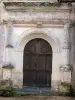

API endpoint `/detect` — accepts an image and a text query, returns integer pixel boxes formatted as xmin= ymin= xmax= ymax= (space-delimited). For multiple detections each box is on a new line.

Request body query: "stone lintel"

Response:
xmin=2 ymin=17 xmax=71 ymax=24
xmin=3 ymin=24 xmax=64 ymax=28
xmin=2 ymin=20 xmax=68 ymax=28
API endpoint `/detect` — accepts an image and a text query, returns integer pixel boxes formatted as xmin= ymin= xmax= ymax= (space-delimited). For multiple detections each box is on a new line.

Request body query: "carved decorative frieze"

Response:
xmin=8 ymin=12 xmax=70 ymax=20
xmin=3 ymin=2 xmax=61 ymax=7
xmin=2 ymin=11 xmax=71 ymax=26
xmin=3 ymin=1 xmax=72 ymax=12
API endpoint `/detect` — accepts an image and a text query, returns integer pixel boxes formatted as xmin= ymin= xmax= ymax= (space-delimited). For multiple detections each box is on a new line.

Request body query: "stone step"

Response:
xmin=16 ymin=86 xmax=58 ymax=96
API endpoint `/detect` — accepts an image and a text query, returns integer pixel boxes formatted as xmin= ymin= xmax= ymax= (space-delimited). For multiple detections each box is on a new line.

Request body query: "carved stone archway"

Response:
xmin=17 ymin=30 xmax=60 ymax=89
xmin=23 ymin=38 xmax=52 ymax=87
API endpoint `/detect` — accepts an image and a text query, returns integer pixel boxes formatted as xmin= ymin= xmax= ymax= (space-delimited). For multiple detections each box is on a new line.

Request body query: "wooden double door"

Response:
xmin=23 ymin=38 xmax=52 ymax=87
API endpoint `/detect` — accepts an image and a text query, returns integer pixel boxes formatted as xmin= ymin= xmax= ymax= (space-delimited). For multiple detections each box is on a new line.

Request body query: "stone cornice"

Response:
xmin=2 ymin=0 xmax=57 ymax=2
xmin=3 ymin=2 xmax=60 ymax=12
xmin=3 ymin=2 xmax=60 ymax=7
xmin=4 ymin=7 xmax=72 ymax=12
xmin=3 ymin=1 xmax=72 ymax=12
xmin=2 ymin=0 xmax=75 ymax=3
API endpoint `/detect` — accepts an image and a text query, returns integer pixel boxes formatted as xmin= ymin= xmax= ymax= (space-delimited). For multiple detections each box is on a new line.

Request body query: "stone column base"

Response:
xmin=51 ymin=80 xmax=61 ymax=91
xmin=60 ymin=72 xmax=71 ymax=83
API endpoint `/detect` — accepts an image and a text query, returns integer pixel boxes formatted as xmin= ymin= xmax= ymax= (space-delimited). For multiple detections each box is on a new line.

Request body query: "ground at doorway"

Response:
xmin=0 ymin=96 xmax=74 ymax=100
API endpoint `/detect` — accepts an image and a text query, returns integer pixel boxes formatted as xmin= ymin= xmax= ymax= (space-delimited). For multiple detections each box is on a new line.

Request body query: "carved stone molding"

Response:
xmin=3 ymin=1 xmax=72 ymax=12
xmin=3 ymin=20 xmax=68 ymax=25
xmin=3 ymin=2 xmax=60 ymax=7
xmin=2 ymin=63 xmax=14 ymax=69
xmin=60 ymin=64 xmax=73 ymax=72
xmin=2 ymin=11 xmax=71 ymax=26
xmin=2 ymin=0 xmax=75 ymax=3
xmin=1 ymin=19 xmax=65 ymax=28
xmin=6 ymin=44 xmax=13 ymax=48
xmin=2 ymin=0 xmax=57 ymax=3
xmin=6 ymin=22 xmax=13 ymax=48
xmin=62 ymin=42 xmax=71 ymax=49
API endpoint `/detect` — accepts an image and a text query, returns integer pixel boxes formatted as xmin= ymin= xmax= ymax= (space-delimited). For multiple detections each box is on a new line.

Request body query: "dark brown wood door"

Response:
xmin=23 ymin=38 xmax=52 ymax=87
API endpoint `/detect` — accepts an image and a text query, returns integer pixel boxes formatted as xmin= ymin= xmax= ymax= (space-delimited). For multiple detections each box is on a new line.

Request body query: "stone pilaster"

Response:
xmin=62 ymin=23 xmax=71 ymax=65
xmin=6 ymin=21 xmax=13 ymax=48
xmin=2 ymin=21 xmax=14 ymax=81
xmin=60 ymin=23 xmax=72 ymax=83
xmin=3 ymin=21 xmax=13 ymax=65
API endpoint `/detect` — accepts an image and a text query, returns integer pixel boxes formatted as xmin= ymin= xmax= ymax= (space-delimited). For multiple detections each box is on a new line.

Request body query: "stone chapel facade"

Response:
xmin=0 ymin=0 xmax=75 ymax=91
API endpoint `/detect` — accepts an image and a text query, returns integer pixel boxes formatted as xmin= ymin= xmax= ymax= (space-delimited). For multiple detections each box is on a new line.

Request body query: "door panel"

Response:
xmin=23 ymin=38 xmax=52 ymax=87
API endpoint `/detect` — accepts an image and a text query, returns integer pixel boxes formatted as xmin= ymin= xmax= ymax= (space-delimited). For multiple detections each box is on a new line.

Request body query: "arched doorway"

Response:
xmin=23 ymin=38 xmax=52 ymax=87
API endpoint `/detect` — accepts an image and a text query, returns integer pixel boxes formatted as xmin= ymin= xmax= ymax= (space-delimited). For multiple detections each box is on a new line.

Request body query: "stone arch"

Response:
xmin=16 ymin=29 xmax=61 ymax=89
xmin=17 ymin=29 xmax=60 ymax=53
xmin=23 ymin=38 xmax=52 ymax=87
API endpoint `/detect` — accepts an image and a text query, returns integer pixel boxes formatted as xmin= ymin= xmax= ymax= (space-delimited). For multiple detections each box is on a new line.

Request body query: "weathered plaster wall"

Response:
xmin=0 ymin=1 xmax=75 ymax=89
xmin=7 ymin=27 xmax=64 ymax=88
